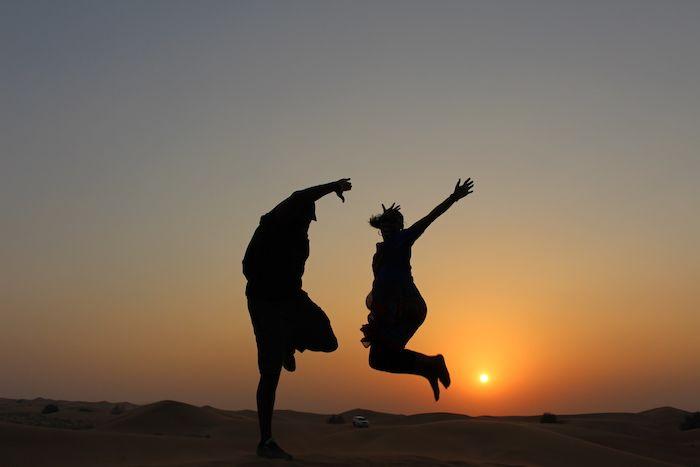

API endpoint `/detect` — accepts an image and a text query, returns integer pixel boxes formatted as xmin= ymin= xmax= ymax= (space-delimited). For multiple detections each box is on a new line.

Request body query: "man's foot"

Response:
xmin=256 ymin=438 xmax=293 ymax=460
xmin=436 ymin=354 xmax=451 ymax=389
xmin=283 ymin=352 xmax=296 ymax=372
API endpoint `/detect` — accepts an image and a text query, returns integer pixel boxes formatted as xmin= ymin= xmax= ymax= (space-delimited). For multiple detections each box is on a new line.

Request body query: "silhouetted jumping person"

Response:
xmin=243 ymin=178 xmax=352 ymax=460
xmin=361 ymin=178 xmax=474 ymax=401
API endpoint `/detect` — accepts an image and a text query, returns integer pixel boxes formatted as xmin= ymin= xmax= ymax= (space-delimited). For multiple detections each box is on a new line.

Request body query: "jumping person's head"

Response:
xmin=369 ymin=203 xmax=403 ymax=239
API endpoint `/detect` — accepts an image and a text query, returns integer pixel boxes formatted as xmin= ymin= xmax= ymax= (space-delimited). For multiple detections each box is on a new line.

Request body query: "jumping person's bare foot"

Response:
xmin=417 ymin=354 xmax=445 ymax=401
xmin=436 ymin=354 xmax=451 ymax=389
xmin=257 ymin=438 xmax=293 ymax=460
xmin=427 ymin=355 xmax=450 ymax=401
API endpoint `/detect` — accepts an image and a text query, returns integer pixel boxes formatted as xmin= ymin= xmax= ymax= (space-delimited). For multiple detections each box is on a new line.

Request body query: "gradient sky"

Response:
xmin=2 ymin=1 xmax=699 ymax=416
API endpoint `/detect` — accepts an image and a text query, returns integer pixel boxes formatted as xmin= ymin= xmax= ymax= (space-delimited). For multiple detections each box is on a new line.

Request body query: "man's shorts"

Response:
xmin=247 ymin=291 xmax=337 ymax=374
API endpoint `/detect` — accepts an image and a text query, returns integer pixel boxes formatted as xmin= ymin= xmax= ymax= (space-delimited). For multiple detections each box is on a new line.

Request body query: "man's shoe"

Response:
xmin=283 ymin=352 xmax=296 ymax=372
xmin=256 ymin=438 xmax=293 ymax=460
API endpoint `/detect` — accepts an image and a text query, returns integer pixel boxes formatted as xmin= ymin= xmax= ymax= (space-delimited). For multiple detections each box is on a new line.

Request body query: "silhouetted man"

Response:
xmin=243 ymin=179 xmax=351 ymax=460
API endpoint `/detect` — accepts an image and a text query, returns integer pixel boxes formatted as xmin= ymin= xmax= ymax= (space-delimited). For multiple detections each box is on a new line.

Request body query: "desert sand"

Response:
xmin=1 ymin=397 xmax=697 ymax=466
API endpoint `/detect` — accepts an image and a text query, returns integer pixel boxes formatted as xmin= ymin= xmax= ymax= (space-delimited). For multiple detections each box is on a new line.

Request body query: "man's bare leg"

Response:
xmin=255 ymin=368 xmax=293 ymax=460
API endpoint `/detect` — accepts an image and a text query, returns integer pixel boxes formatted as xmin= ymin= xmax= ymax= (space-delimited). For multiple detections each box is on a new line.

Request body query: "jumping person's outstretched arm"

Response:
xmin=264 ymin=179 xmax=352 ymax=225
xmin=291 ymin=178 xmax=352 ymax=204
xmin=405 ymin=178 xmax=474 ymax=241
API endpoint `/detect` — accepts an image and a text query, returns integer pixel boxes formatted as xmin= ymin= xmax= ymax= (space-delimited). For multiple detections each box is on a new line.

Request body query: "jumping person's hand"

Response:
xmin=382 ymin=202 xmax=401 ymax=213
xmin=334 ymin=178 xmax=352 ymax=202
xmin=451 ymin=178 xmax=474 ymax=201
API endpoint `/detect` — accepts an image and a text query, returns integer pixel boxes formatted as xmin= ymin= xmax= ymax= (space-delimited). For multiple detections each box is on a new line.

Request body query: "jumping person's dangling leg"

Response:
xmin=294 ymin=293 xmax=338 ymax=354
xmin=369 ymin=345 xmax=449 ymax=401
xmin=366 ymin=295 xmax=450 ymax=400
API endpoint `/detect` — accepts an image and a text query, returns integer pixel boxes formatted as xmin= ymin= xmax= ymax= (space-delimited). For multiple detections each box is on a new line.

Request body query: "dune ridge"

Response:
xmin=1 ymin=397 xmax=697 ymax=466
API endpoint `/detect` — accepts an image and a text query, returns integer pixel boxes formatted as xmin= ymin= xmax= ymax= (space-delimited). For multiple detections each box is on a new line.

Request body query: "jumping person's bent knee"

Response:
xmin=302 ymin=334 xmax=338 ymax=353
xmin=368 ymin=346 xmax=388 ymax=370
xmin=322 ymin=335 xmax=338 ymax=353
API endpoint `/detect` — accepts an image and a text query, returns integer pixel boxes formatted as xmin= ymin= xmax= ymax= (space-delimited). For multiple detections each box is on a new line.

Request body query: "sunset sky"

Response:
xmin=2 ymin=1 xmax=699 ymax=416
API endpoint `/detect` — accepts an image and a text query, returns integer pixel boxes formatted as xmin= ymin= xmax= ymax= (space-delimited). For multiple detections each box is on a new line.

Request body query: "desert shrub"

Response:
xmin=78 ymin=407 xmax=94 ymax=412
xmin=327 ymin=414 xmax=346 ymax=424
xmin=680 ymin=412 xmax=700 ymax=431
xmin=110 ymin=404 xmax=125 ymax=415
xmin=41 ymin=404 xmax=59 ymax=414
xmin=540 ymin=412 xmax=558 ymax=423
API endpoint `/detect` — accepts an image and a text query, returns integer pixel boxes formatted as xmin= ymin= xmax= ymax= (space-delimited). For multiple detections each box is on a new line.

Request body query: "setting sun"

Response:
xmin=479 ymin=373 xmax=490 ymax=384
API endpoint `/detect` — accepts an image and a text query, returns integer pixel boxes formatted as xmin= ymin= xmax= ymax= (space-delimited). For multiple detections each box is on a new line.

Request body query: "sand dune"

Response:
xmin=103 ymin=400 xmax=235 ymax=436
xmin=1 ymin=397 xmax=697 ymax=466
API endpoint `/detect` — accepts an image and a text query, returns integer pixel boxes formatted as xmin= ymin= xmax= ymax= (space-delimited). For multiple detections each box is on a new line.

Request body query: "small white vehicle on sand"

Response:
xmin=352 ymin=415 xmax=369 ymax=428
